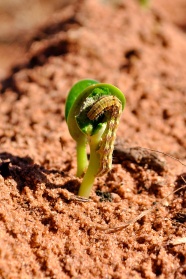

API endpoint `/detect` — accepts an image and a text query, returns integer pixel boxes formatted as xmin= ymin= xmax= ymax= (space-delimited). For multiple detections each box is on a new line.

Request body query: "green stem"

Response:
xmin=139 ymin=0 xmax=150 ymax=7
xmin=76 ymin=138 xmax=88 ymax=177
xmin=78 ymin=124 xmax=106 ymax=198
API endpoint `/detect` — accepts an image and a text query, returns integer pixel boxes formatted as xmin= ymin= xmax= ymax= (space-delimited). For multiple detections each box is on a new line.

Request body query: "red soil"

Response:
xmin=0 ymin=1 xmax=185 ymax=278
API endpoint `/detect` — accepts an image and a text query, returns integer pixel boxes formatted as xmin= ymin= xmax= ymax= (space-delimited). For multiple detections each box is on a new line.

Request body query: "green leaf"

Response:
xmin=65 ymin=79 xmax=98 ymax=121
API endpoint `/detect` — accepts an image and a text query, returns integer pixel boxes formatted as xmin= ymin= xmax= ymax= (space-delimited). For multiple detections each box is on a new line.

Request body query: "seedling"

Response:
xmin=138 ymin=0 xmax=150 ymax=7
xmin=65 ymin=79 xmax=126 ymax=198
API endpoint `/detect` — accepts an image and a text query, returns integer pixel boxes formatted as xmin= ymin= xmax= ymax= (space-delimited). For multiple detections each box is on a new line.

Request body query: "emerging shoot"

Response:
xmin=138 ymin=0 xmax=150 ymax=8
xmin=65 ymin=79 xmax=126 ymax=198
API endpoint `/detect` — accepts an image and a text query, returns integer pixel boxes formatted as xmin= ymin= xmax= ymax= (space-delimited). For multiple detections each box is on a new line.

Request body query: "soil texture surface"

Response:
xmin=0 ymin=0 xmax=186 ymax=278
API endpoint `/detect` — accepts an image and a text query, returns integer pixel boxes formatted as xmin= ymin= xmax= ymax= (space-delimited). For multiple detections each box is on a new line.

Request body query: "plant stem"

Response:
xmin=76 ymin=138 xmax=88 ymax=177
xmin=78 ymin=124 xmax=106 ymax=198
xmin=139 ymin=0 xmax=150 ymax=8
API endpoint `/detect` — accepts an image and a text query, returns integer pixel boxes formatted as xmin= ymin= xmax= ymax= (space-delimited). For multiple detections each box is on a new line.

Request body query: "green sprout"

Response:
xmin=138 ymin=0 xmax=150 ymax=8
xmin=65 ymin=79 xmax=126 ymax=198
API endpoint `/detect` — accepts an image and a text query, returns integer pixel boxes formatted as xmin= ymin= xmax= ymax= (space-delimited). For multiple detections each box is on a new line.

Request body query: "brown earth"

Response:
xmin=0 ymin=0 xmax=186 ymax=278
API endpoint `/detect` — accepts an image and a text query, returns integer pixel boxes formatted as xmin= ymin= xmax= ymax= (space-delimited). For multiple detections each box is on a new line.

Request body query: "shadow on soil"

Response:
xmin=0 ymin=152 xmax=80 ymax=194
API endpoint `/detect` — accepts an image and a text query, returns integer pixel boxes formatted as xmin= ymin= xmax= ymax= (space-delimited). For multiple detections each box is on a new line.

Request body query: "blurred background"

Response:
xmin=0 ymin=0 xmax=186 ymax=79
xmin=0 ymin=0 xmax=75 ymax=78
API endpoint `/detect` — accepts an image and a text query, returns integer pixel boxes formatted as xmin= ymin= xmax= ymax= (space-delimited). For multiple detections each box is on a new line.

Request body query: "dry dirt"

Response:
xmin=0 ymin=0 xmax=186 ymax=278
